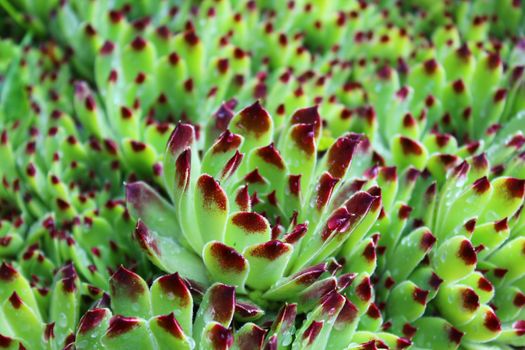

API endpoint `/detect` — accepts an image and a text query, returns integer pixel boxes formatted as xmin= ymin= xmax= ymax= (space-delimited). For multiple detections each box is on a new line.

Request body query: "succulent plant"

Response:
xmin=0 ymin=39 xmax=152 ymax=289
xmin=0 ymin=262 xmax=103 ymax=349
xmin=72 ymin=265 xmax=415 ymax=350
xmin=127 ymin=101 xmax=383 ymax=307
xmin=0 ymin=0 xmax=524 ymax=349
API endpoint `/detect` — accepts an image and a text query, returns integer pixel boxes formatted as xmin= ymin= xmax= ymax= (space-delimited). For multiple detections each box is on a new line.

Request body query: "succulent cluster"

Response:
xmin=0 ymin=0 xmax=524 ymax=349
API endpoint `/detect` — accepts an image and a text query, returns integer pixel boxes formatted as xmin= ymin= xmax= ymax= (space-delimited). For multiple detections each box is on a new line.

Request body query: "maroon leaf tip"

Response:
xmin=133 ymin=219 xmax=160 ymax=255
xmin=472 ymin=177 xmax=491 ymax=194
xmin=250 ymin=240 xmax=291 ymax=260
xmin=78 ymin=309 xmax=108 ymax=334
xmin=167 ymin=123 xmax=194 ymax=156
xmin=462 ymin=288 xmax=480 ymax=311
xmin=478 ymin=277 xmax=493 ymax=292
xmin=412 ymin=288 xmax=429 ymax=305
xmin=110 ymin=265 xmax=146 ymax=300
xmin=321 ymin=292 xmax=345 ymax=316
xmin=402 ymin=323 xmax=417 ymax=339
xmin=303 ymin=321 xmax=323 ymax=345
xmin=356 ymin=277 xmax=372 ymax=301
xmin=336 ymin=298 xmax=358 ymax=324
xmin=231 ymin=212 xmax=268 ymax=233
xmin=209 ymin=284 xmax=236 ymax=324
xmin=429 ymin=273 xmax=443 ymax=290
xmin=494 ymin=218 xmax=508 ymax=232
xmin=291 ymin=123 xmax=316 ymax=155
xmin=316 ymin=173 xmax=339 ymax=210
xmin=327 ymin=134 xmax=361 ymax=178
xmin=107 ymin=316 xmax=140 ymax=337
xmin=420 ymin=231 xmax=436 ymax=251
xmin=131 ymin=36 xmax=147 ymax=51
xmin=8 ymin=292 xmax=22 ymax=309
xmin=0 ymin=334 xmax=12 ymax=347
xmin=212 ymin=131 xmax=242 ymax=154
xmin=210 ymin=243 xmax=247 ymax=272
xmin=505 ymin=178 xmax=525 ymax=199
xmin=157 ymin=273 xmax=191 ymax=306
xmin=0 ymin=263 xmax=17 ymax=281
xmin=256 ymin=144 xmax=285 ymax=169
xmin=208 ymin=324 xmax=233 ymax=349
xmin=484 ymin=310 xmax=501 ymax=332
xmin=235 ymin=101 xmax=271 ymax=138
xmin=284 ymin=223 xmax=308 ymax=244
xmin=447 ymin=326 xmax=463 ymax=344
xmin=198 ymin=175 xmax=227 ymax=211
xmin=513 ymin=292 xmax=525 ymax=307
xmin=458 ymin=240 xmax=477 ymax=265
xmin=156 ymin=313 xmax=185 ymax=339
xmin=366 ymin=303 xmax=381 ymax=319
xmin=398 ymin=137 xmax=423 ymax=155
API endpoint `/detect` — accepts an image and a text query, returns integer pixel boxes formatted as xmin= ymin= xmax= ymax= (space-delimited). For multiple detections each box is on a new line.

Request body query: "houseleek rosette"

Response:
xmin=344 ymin=149 xmax=525 ymax=349
xmin=127 ymin=101 xmax=383 ymax=307
xmin=0 ymin=39 xmax=151 ymax=289
xmin=0 ymin=262 xmax=104 ymax=349
xmin=329 ymin=35 xmax=525 ymax=171
xmin=72 ymin=265 xmax=412 ymax=350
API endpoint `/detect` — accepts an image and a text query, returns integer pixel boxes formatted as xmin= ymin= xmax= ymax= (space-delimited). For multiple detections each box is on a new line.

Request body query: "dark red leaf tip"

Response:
xmin=484 ymin=310 xmax=501 ymax=332
xmin=110 ymin=265 xmax=146 ymax=300
xmin=356 ymin=277 xmax=372 ymax=301
xmin=256 ymin=143 xmax=285 ymax=169
xmin=420 ymin=231 xmax=436 ymax=251
xmin=494 ymin=88 xmax=507 ymax=102
xmin=412 ymin=288 xmax=429 ymax=305
xmin=283 ymin=223 xmax=308 ymax=244
xmin=0 ymin=334 xmax=12 ymax=347
xmin=249 ymin=240 xmax=290 ymax=260
xmin=505 ymin=178 xmax=525 ymax=199
xmin=478 ymin=276 xmax=493 ymax=292
xmin=131 ymin=36 xmax=147 ymax=51
xmin=156 ymin=313 xmax=184 ymax=339
xmin=197 ymin=175 xmax=227 ymax=211
xmin=472 ymin=176 xmax=491 ymax=194
xmin=231 ymin=212 xmax=268 ymax=233
xmin=291 ymin=124 xmax=316 ymax=155
xmin=452 ymin=79 xmax=465 ymax=93
xmin=458 ymin=240 xmax=477 ymax=265
xmin=78 ymin=309 xmax=108 ymax=334
xmin=366 ymin=303 xmax=381 ymax=319
xmin=462 ymin=288 xmax=480 ymax=311
xmin=107 ymin=316 xmax=140 ymax=337
xmin=157 ymin=273 xmax=191 ymax=306
xmin=494 ymin=218 xmax=508 ymax=232
xmin=423 ymin=59 xmax=438 ymax=74
xmin=402 ymin=323 xmax=417 ymax=339
xmin=447 ymin=326 xmax=463 ymax=344
xmin=235 ymin=101 xmax=271 ymax=138
xmin=288 ymin=175 xmax=301 ymax=196
xmin=487 ymin=53 xmax=501 ymax=70
xmin=514 ymin=320 xmax=525 ymax=336
xmin=303 ymin=321 xmax=323 ymax=345
xmin=0 ymin=262 xmax=17 ymax=281
xmin=320 ymin=291 xmax=345 ymax=317
xmin=327 ymin=134 xmax=361 ymax=178
xmin=399 ymin=136 xmax=423 ymax=155
xmin=8 ymin=292 xmax=22 ymax=309
xmin=398 ymin=205 xmax=412 ymax=220
xmin=513 ymin=292 xmax=525 ymax=307
xmin=210 ymin=243 xmax=246 ymax=272
xmin=208 ymin=324 xmax=233 ymax=348
xmin=428 ymin=272 xmax=443 ymax=290
xmin=293 ymin=263 xmax=327 ymax=285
